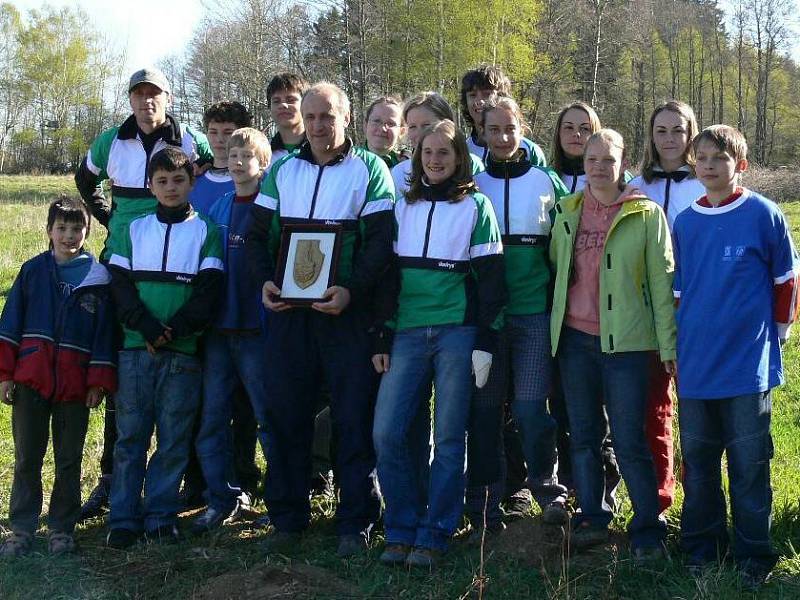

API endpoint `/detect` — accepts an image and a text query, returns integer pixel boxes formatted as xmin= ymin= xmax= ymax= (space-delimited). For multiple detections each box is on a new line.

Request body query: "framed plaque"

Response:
xmin=274 ymin=223 xmax=343 ymax=305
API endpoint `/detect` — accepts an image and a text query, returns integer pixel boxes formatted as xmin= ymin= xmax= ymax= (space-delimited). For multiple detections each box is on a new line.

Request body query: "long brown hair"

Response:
xmin=550 ymin=101 xmax=601 ymax=176
xmin=405 ymin=120 xmax=476 ymax=203
xmin=640 ymin=100 xmax=699 ymax=183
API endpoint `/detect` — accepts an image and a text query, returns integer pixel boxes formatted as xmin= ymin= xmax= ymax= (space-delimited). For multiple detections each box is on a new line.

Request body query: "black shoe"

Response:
xmin=81 ymin=475 xmax=112 ymax=521
xmin=145 ymin=524 xmax=180 ymax=545
xmin=106 ymin=528 xmax=140 ymax=549
xmin=262 ymin=531 xmax=302 ymax=554
xmin=738 ymin=563 xmax=772 ymax=591
xmin=336 ymin=533 xmax=367 ymax=558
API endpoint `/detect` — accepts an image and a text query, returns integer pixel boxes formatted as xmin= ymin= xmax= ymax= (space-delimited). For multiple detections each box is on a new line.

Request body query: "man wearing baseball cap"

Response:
xmin=74 ymin=67 xmax=212 ymax=520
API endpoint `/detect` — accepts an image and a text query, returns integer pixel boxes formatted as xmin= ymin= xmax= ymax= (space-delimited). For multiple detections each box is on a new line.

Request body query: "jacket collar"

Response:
xmin=117 ymin=112 xmax=183 ymax=145
xmin=485 ymin=148 xmax=531 ymax=178
xmin=156 ymin=202 xmax=192 ymax=224
xmin=297 ymin=137 xmax=352 ymax=166
xmin=271 ymin=131 xmax=306 ymax=152
xmin=560 ymin=189 xmax=651 ymax=218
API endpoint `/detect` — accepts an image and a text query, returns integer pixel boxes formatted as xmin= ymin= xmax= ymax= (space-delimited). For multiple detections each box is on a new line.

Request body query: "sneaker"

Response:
xmin=501 ymin=488 xmax=533 ymax=520
xmin=542 ymin=501 xmax=569 ymax=526
xmin=190 ymin=504 xmax=241 ymax=536
xmin=466 ymin=522 xmax=506 ymax=547
xmin=336 ymin=533 xmax=367 ymax=558
xmin=632 ymin=543 xmax=667 ymax=565
xmin=0 ymin=531 xmax=32 ymax=557
xmin=261 ymin=531 xmax=302 ymax=554
xmin=145 ymin=524 xmax=180 ymax=545
xmin=47 ymin=530 xmax=76 ymax=556
xmin=569 ymin=522 xmax=609 ymax=549
xmin=379 ymin=543 xmax=411 ymax=565
xmin=252 ymin=514 xmax=271 ymax=529
xmin=106 ymin=528 xmax=140 ymax=549
xmin=80 ymin=474 xmax=112 ymax=521
xmin=405 ymin=547 xmax=441 ymax=570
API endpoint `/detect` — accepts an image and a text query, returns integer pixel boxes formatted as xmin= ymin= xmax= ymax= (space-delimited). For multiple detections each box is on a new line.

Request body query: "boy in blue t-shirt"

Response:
xmin=672 ymin=125 xmax=798 ymax=588
xmin=191 ymin=128 xmax=272 ymax=533
xmin=189 ymin=101 xmax=252 ymax=215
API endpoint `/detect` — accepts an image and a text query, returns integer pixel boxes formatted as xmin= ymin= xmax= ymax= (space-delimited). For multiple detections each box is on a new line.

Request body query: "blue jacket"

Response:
xmin=0 ymin=251 xmax=117 ymax=402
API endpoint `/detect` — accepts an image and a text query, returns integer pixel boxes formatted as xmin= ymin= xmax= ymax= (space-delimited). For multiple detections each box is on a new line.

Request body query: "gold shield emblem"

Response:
xmin=294 ymin=239 xmax=325 ymax=289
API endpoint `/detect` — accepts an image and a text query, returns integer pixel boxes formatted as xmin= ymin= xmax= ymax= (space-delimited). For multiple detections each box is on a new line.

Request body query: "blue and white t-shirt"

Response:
xmin=673 ymin=188 xmax=797 ymax=399
xmin=189 ymin=169 xmax=234 ymax=215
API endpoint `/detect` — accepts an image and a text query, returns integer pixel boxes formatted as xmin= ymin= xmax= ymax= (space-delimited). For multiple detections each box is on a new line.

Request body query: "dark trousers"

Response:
xmin=9 ymin=385 xmax=89 ymax=534
xmin=262 ymin=308 xmax=380 ymax=535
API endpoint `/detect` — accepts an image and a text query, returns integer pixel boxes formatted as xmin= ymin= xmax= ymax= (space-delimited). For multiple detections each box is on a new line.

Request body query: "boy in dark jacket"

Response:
xmin=0 ymin=196 xmax=117 ymax=557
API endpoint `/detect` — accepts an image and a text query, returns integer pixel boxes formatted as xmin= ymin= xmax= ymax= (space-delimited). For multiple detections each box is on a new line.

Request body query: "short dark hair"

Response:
xmin=203 ymin=101 xmax=252 ymax=129
xmin=148 ymin=147 xmax=194 ymax=181
xmin=266 ymin=72 xmax=309 ymax=107
xmin=47 ymin=194 xmax=91 ymax=236
xmin=693 ymin=124 xmax=748 ymax=162
xmin=460 ymin=65 xmax=511 ymax=126
xmin=405 ymin=120 xmax=477 ymax=203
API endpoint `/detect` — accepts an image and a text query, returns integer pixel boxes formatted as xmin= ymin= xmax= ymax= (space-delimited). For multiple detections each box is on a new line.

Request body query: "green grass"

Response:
xmin=0 ymin=174 xmax=799 ymax=598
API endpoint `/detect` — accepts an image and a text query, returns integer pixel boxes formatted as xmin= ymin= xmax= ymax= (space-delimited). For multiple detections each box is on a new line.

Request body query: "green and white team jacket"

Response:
xmin=75 ymin=114 xmax=211 ymax=255
xmin=247 ymin=139 xmax=395 ymax=302
xmin=475 ymin=150 xmax=569 ymax=315
xmin=383 ymin=185 xmax=507 ymax=352
xmin=108 ymin=207 xmax=223 ymax=354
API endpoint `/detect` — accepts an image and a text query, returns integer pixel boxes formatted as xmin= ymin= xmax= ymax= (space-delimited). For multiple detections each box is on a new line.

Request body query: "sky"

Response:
xmin=10 ymin=0 xmax=800 ymax=67
xmin=11 ymin=0 xmax=204 ymax=71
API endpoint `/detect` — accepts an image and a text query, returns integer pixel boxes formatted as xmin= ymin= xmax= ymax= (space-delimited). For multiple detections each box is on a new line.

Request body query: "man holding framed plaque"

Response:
xmin=247 ymin=82 xmax=394 ymax=557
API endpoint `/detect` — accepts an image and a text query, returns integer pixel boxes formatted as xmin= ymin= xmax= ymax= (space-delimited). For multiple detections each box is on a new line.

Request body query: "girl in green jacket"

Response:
xmin=549 ymin=129 xmax=676 ymax=561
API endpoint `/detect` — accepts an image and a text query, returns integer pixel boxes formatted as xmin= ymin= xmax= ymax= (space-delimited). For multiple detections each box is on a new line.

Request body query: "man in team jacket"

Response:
xmin=247 ymin=82 xmax=394 ymax=558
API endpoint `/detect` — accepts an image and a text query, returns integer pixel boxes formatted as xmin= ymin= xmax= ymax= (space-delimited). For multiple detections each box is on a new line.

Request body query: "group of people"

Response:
xmin=0 ymin=62 xmax=795 ymax=590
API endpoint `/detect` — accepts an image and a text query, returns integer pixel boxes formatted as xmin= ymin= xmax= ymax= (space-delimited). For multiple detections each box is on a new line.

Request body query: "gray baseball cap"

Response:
xmin=128 ymin=67 xmax=171 ymax=94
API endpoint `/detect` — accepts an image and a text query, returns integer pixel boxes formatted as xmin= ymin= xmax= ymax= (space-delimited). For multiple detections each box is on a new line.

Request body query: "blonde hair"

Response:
xmin=585 ymin=128 xmax=627 ymax=190
xmin=228 ymin=127 xmax=271 ymax=169
xmin=405 ymin=120 xmax=476 ymax=203
xmin=640 ymin=100 xmax=699 ymax=183
xmin=365 ymin=95 xmax=404 ymax=123
xmin=551 ymin=101 xmax=602 ymax=176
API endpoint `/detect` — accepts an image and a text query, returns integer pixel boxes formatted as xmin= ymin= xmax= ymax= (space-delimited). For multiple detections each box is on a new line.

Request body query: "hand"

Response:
xmin=146 ymin=324 xmax=172 ymax=355
xmin=663 ymin=359 xmax=677 ymax=376
xmin=262 ymin=281 xmax=291 ymax=312
xmin=372 ymin=354 xmax=390 ymax=373
xmin=86 ymin=386 xmax=105 ymax=408
xmin=472 ymin=350 xmax=493 ymax=388
xmin=0 ymin=380 xmax=14 ymax=405
xmin=312 ymin=286 xmax=351 ymax=315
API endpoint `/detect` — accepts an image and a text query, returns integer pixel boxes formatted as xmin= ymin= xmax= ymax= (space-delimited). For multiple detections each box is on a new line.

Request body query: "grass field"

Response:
xmin=0 ymin=174 xmax=799 ymax=599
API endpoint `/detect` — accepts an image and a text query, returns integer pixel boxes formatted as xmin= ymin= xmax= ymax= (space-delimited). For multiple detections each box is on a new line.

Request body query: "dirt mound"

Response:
xmin=194 ymin=562 xmax=357 ymax=600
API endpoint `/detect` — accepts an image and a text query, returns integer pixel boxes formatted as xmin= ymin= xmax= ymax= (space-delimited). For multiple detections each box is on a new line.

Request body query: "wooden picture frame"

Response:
xmin=273 ymin=223 xmax=343 ymax=305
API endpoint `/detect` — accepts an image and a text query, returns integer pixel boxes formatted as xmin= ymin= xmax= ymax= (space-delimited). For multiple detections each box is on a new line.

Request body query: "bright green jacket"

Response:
xmin=549 ymin=191 xmax=676 ymax=360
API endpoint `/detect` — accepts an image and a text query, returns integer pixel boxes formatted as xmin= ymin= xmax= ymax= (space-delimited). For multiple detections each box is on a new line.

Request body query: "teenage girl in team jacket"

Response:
xmin=549 ymin=129 xmax=676 ymax=559
xmin=363 ymin=96 xmax=410 ymax=168
xmin=630 ymin=100 xmax=704 ymax=513
xmin=372 ymin=120 xmax=506 ymax=568
xmin=464 ymin=98 xmax=570 ymax=537
xmin=551 ymin=102 xmax=602 ymax=194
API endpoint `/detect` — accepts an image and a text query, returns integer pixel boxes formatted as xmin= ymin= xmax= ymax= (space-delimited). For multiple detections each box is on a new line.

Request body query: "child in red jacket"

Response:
xmin=0 ymin=195 xmax=117 ymax=557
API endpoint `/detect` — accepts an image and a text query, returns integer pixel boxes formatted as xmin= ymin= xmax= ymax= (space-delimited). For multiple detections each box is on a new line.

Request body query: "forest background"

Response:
xmin=0 ymin=0 xmax=799 ymax=175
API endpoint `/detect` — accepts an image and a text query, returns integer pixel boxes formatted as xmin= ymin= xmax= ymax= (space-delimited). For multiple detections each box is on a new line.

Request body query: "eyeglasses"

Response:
xmin=368 ymin=117 xmax=402 ymax=129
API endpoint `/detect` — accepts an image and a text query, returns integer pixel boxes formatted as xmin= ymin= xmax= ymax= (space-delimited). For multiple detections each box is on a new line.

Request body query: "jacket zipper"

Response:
xmin=663 ymin=178 xmax=672 ymax=221
xmin=162 ymin=223 xmax=173 ymax=271
xmin=421 ymin=201 xmax=437 ymax=257
xmin=570 ymin=175 xmax=578 ymax=194
xmin=308 ymin=165 xmax=325 ymax=219
xmin=503 ymin=162 xmax=511 ymax=235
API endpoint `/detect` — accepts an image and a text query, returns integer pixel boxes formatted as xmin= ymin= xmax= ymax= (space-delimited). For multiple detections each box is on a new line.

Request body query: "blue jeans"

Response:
xmin=374 ymin=325 xmax=476 ymax=551
xmin=466 ymin=314 xmax=565 ymax=522
xmin=558 ymin=327 xmax=665 ymax=550
xmin=109 ymin=350 xmax=202 ymax=532
xmin=679 ymin=392 xmax=778 ymax=571
xmin=196 ymin=331 xmax=270 ymax=513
